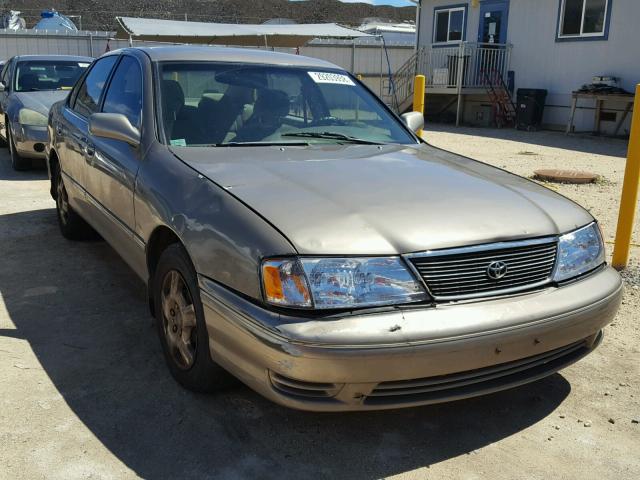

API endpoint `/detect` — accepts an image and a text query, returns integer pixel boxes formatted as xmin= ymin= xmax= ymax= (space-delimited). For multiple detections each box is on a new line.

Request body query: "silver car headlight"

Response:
xmin=553 ymin=223 xmax=605 ymax=282
xmin=262 ymin=257 xmax=428 ymax=309
xmin=18 ymin=108 xmax=48 ymax=127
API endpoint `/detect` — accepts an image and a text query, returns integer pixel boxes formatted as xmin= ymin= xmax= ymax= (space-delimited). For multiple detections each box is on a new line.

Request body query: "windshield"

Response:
xmin=159 ymin=62 xmax=416 ymax=147
xmin=15 ymin=60 xmax=90 ymax=92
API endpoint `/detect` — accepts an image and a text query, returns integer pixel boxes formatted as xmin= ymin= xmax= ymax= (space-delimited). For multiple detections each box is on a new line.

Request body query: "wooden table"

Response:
xmin=565 ymin=91 xmax=634 ymax=135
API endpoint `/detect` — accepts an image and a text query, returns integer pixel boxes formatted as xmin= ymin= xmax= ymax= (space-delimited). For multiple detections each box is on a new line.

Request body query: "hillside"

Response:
xmin=2 ymin=0 xmax=415 ymax=31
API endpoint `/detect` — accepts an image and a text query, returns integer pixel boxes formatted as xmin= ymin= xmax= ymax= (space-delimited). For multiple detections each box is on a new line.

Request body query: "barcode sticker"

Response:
xmin=308 ymin=71 xmax=355 ymax=86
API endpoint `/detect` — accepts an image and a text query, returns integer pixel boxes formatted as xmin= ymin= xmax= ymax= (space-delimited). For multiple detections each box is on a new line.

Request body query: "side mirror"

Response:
xmin=89 ymin=113 xmax=140 ymax=147
xmin=401 ymin=111 xmax=425 ymax=134
xmin=0 ymin=81 xmax=6 ymax=93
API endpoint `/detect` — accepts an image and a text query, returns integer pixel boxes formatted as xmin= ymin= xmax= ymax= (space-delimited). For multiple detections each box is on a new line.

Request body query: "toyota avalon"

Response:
xmin=45 ymin=46 xmax=622 ymax=411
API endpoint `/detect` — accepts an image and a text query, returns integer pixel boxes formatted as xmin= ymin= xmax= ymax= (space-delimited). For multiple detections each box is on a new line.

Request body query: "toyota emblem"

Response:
xmin=486 ymin=260 xmax=508 ymax=280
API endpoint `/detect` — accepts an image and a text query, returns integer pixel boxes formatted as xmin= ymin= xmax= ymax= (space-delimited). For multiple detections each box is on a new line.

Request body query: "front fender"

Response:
xmin=135 ymin=144 xmax=297 ymax=300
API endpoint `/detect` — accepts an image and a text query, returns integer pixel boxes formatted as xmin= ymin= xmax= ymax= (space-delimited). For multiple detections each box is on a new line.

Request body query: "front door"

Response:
xmin=478 ymin=0 xmax=510 ymax=44
xmin=83 ymin=54 xmax=146 ymax=278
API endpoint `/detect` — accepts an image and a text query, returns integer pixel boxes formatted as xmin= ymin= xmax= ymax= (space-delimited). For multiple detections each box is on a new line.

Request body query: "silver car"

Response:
xmin=0 ymin=54 xmax=92 ymax=170
xmin=46 ymin=46 xmax=622 ymax=411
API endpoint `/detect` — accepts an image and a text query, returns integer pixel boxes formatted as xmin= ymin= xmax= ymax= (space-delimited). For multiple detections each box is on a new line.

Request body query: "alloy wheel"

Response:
xmin=160 ymin=270 xmax=198 ymax=370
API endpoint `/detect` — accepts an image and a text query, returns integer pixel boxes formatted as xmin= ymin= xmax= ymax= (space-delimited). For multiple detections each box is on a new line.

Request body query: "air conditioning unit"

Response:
xmin=433 ymin=68 xmax=449 ymax=86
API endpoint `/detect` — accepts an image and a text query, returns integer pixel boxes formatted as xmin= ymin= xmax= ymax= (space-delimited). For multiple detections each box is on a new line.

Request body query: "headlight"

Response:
xmin=554 ymin=223 xmax=605 ymax=282
xmin=18 ymin=108 xmax=48 ymax=126
xmin=262 ymin=256 xmax=428 ymax=309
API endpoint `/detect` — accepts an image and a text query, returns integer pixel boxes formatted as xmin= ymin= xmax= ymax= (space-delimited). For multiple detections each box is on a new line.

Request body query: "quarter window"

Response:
xmin=102 ymin=56 xmax=143 ymax=128
xmin=433 ymin=6 xmax=466 ymax=43
xmin=558 ymin=0 xmax=610 ymax=38
xmin=73 ymin=56 xmax=118 ymax=118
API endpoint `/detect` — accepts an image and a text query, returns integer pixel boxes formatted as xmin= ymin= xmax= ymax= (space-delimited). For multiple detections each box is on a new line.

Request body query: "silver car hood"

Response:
xmin=13 ymin=90 xmax=69 ymax=116
xmin=172 ymin=143 xmax=593 ymax=255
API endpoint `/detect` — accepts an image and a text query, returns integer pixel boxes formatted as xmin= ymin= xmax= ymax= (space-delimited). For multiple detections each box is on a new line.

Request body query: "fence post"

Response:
xmin=413 ymin=74 xmax=426 ymax=137
xmin=612 ymin=84 xmax=640 ymax=269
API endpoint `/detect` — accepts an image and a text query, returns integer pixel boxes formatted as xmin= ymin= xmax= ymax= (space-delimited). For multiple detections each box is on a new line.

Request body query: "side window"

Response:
xmin=73 ymin=56 xmax=118 ymax=118
xmin=558 ymin=0 xmax=610 ymax=39
xmin=102 ymin=56 xmax=143 ymax=128
xmin=433 ymin=7 xmax=466 ymax=44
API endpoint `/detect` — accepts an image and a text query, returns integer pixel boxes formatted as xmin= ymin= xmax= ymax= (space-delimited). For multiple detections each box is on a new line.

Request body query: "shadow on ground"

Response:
xmin=0 ymin=160 xmax=48 ymax=181
xmin=0 ymin=208 xmax=571 ymax=479
xmin=424 ymin=122 xmax=629 ymax=158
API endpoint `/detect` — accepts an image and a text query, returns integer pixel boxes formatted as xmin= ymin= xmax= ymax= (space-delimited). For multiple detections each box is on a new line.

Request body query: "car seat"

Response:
xmin=233 ymin=89 xmax=290 ymax=143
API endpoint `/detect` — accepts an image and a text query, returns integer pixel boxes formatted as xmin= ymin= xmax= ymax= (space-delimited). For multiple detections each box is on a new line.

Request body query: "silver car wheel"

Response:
xmin=160 ymin=270 xmax=198 ymax=370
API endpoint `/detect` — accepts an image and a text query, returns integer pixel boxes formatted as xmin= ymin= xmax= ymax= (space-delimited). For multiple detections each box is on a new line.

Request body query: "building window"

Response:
xmin=558 ymin=0 xmax=611 ymax=39
xmin=433 ymin=6 xmax=467 ymax=44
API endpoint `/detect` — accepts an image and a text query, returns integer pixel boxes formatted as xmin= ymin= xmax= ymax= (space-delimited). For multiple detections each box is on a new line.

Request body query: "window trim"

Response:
xmin=556 ymin=0 xmax=612 ymax=42
xmin=432 ymin=4 xmax=468 ymax=45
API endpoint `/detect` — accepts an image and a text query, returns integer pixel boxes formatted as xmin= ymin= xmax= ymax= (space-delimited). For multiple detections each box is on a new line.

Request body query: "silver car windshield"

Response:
xmin=15 ymin=60 xmax=90 ymax=92
xmin=159 ymin=62 xmax=416 ymax=147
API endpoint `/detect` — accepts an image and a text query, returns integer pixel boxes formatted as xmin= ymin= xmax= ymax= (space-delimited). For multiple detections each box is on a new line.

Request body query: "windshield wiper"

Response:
xmin=188 ymin=141 xmax=310 ymax=147
xmin=282 ymin=132 xmax=384 ymax=145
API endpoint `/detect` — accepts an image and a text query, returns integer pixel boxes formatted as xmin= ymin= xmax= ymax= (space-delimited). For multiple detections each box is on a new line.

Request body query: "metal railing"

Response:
xmin=386 ymin=42 xmax=513 ymax=112
xmin=381 ymin=49 xmax=419 ymax=112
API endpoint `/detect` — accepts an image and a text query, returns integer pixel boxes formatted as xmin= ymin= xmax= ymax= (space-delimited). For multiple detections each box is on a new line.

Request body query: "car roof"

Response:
xmin=120 ymin=45 xmax=341 ymax=70
xmin=14 ymin=55 xmax=94 ymax=63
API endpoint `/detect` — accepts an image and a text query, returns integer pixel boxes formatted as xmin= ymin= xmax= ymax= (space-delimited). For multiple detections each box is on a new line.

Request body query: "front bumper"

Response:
xmin=13 ymin=124 xmax=47 ymax=159
xmin=199 ymin=266 xmax=622 ymax=411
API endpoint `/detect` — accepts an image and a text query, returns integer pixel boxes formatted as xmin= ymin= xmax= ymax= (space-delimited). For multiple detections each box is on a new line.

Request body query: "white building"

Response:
xmin=401 ymin=0 xmax=638 ymax=134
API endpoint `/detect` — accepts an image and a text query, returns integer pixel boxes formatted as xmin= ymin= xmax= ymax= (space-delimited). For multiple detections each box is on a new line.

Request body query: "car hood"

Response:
xmin=12 ymin=90 xmax=69 ymax=116
xmin=172 ymin=143 xmax=593 ymax=255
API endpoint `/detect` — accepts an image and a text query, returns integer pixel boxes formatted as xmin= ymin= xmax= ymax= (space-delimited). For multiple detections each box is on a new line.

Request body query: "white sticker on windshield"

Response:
xmin=78 ymin=63 xmax=90 ymax=68
xmin=308 ymin=71 xmax=355 ymax=86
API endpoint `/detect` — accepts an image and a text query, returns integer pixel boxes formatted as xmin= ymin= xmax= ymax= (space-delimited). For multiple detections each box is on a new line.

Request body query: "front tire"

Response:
xmin=7 ymin=121 xmax=29 ymax=171
xmin=153 ymin=244 xmax=232 ymax=392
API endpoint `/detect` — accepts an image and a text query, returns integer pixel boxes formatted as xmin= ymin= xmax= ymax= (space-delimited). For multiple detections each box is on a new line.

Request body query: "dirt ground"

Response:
xmin=0 ymin=127 xmax=638 ymax=480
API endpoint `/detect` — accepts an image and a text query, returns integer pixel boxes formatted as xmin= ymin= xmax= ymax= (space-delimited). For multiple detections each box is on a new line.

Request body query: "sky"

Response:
xmin=290 ymin=0 xmax=416 ymax=6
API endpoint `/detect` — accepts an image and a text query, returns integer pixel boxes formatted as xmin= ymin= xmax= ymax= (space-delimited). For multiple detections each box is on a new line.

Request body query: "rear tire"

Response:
xmin=54 ymin=168 xmax=96 ymax=240
xmin=7 ymin=122 xmax=29 ymax=171
xmin=153 ymin=243 xmax=233 ymax=392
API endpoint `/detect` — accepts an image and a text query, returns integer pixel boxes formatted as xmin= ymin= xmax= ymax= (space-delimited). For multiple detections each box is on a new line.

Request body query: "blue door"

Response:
xmin=478 ymin=0 xmax=510 ymax=44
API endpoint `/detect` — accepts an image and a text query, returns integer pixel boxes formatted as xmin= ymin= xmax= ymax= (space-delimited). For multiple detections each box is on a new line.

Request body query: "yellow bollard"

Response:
xmin=357 ymin=74 xmax=362 ymax=81
xmin=612 ymin=84 xmax=640 ymax=269
xmin=413 ymin=74 xmax=426 ymax=137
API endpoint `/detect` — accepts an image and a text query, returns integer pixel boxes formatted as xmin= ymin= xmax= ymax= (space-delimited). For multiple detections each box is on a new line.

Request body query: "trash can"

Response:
xmin=516 ymin=88 xmax=547 ymax=131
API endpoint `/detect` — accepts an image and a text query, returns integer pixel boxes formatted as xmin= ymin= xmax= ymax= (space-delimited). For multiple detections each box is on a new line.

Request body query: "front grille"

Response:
xmin=408 ymin=239 xmax=557 ymax=300
xmin=364 ymin=338 xmax=592 ymax=406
